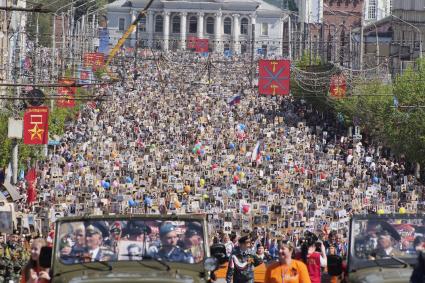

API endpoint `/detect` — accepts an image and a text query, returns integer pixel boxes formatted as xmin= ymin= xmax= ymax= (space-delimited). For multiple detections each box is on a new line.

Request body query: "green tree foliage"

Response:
xmin=334 ymin=59 xmax=425 ymax=166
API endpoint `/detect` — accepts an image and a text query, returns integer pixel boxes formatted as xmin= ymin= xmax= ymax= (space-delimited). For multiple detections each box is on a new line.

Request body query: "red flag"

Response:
xmin=23 ymin=107 xmax=49 ymax=145
xmin=187 ymin=36 xmax=197 ymax=49
xmin=195 ymin=39 xmax=209 ymax=53
xmin=25 ymin=168 xmax=37 ymax=204
xmin=258 ymin=59 xmax=291 ymax=96
xmin=329 ymin=74 xmax=346 ymax=98
xmin=57 ymin=78 xmax=76 ymax=108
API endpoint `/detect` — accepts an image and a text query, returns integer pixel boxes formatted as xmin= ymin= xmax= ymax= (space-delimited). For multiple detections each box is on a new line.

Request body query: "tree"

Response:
xmin=333 ymin=59 xmax=425 ymax=171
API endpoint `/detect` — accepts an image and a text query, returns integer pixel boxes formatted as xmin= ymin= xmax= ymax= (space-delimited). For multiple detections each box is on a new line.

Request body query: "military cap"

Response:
xmin=185 ymin=222 xmax=202 ymax=237
xmin=86 ymin=224 xmax=102 ymax=236
xmin=159 ymin=223 xmax=176 ymax=238
xmin=238 ymin=235 xmax=251 ymax=245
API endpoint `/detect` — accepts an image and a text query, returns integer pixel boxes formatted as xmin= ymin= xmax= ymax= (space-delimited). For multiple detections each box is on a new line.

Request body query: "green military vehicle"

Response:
xmin=347 ymin=214 xmax=424 ymax=283
xmin=41 ymin=214 xmax=218 ymax=283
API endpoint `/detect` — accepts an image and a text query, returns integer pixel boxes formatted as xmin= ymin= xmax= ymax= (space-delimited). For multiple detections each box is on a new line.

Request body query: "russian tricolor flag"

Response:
xmin=251 ymin=141 xmax=262 ymax=164
xmin=228 ymin=95 xmax=241 ymax=106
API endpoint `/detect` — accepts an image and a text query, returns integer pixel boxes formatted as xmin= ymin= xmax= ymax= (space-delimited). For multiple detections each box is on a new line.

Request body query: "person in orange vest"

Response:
xmin=265 ymin=240 xmax=311 ymax=283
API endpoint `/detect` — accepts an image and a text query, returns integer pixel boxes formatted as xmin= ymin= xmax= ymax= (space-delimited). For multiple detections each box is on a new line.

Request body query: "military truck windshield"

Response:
xmin=57 ymin=219 xmax=205 ymax=265
xmin=349 ymin=215 xmax=425 ymax=271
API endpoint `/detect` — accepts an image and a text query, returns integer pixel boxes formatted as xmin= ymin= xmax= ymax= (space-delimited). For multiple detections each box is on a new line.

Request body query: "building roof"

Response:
xmin=106 ymin=0 xmax=285 ymax=17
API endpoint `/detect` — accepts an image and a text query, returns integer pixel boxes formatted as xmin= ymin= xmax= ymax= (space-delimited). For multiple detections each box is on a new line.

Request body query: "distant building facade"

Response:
xmin=106 ymin=0 xmax=290 ymax=55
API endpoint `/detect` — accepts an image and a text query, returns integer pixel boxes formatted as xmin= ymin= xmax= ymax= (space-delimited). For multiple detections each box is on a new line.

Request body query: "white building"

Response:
xmin=364 ymin=0 xmax=392 ymax=23
xmin=295 ymin=0 xmax=323 ymax=24
xmin=106 ymin=0 xmax=289 ymax=55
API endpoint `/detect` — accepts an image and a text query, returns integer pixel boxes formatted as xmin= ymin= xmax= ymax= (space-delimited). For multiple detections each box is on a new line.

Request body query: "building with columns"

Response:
xmin=106 ymin=0 xmax=289 ymax=55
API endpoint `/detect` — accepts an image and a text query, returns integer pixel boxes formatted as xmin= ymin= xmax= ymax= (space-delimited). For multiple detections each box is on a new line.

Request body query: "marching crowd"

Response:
xmin=1 ymin=49 xmax=425 ymax=282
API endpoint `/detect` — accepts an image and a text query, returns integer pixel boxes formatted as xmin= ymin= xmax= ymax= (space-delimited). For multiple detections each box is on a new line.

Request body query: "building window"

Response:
xmin=139 ymin=15 xmax=146 ymax=32
xmin=119 ymin=18 xmax=125 ymax=31
xmin=155 ymin=15 xmax=163 ymax=32
xmin=241 ymin=18 xmax=248 ymax=35
xmin=206 ymin=17 xmax=214 ymax=34
xmin=189 ymin=16 xmax=197 ymax=33
xmin=224 ymin=17 xmax=232 ymax=35
xmin=172 ymin=15 xmax=180 ymax=33
xmin=261 ymin=23 xmax=268 ymax=36
xmin=368 ymin=0 xmax=376 ymax=19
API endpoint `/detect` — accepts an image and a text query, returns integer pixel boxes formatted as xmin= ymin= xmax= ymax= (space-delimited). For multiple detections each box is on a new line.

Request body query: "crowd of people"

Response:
xmin=1 ymin=48 xmax=425 ymax=282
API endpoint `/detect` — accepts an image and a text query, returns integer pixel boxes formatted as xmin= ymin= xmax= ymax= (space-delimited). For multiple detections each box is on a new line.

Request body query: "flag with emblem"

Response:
xmin=195 ymin=38 xmax=209 ymax=53
xmin=329 ymin=74 xmax=347 ymax=98
xmin=23 ymin=106 xmax=49 ymax=145
xmin=57 ymin=78 xmax=76 ymax=108
xmin=258 ymin=59 xmax=291 ymax=96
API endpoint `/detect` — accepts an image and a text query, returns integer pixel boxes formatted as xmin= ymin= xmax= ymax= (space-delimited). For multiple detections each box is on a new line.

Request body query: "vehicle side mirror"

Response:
xmin=39 ymin=246 xmax=52 ymax=269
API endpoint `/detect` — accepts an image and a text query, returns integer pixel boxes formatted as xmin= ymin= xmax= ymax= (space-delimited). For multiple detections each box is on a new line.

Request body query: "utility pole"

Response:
xmin=35 ymin=13 xmax=39 ymax=83
xmin=288 ymin=15 xmax=292 ymax=60
xmin=360 ymin=1 xmax=364 ymax=71
xmin=52 ymin=14 xmax=56 ymax=81
xmin=250 ymin=21 xmax=255 ymax=88
xmin=61 ymin=11 xmax=65 ymax=76
xmin=134 ymin=21 xmax=139 ymax=70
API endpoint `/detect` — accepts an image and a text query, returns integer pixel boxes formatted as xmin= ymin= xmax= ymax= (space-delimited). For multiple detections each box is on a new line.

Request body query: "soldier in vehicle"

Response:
xmin=84 ymin=223 xmax=115 ymax=262
xmin=372 ymin=231 xmax=402 ymax=258
xmin=157 ymin=223 xmax=193 ymax=263
xmin=183 ymin=222 xmax=204 ymax=263
xmin=60 ymin=224 xmax=86 ymax=263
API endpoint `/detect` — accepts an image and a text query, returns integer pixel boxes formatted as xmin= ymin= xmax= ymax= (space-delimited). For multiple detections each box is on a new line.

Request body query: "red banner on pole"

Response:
xmin=187 ymin=36 xmax=197 ymax=49
xmin=57 ymin=78 xmax=76 ymax=108
xmin=195 ymin=39 xmax=209 ymax=53
xmin=329 ymin=74 xmax=347 ymax=98
xmin=83 ymin=52 xmax=105 ymax=70
xmin=258 ymin=59 xmax=291 ymax=96
xmin=23 ymin=107 xmax=49 ymax=145
xmin=26 ymin=168 xmax=37 ymax=204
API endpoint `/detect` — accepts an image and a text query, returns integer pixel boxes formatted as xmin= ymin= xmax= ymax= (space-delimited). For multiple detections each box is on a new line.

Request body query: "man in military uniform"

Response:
xmin=183 ymin=222 xmax=204 ymax=263
xmin=85 ymin=223 xmax=116 ymax=262
xmin=226 ymin=235 xmax=261 ymax=283
xmin=157 ymin=223 xmax=193 ymax=263
xmin=4 ymin=231 xmax=25 ymax=281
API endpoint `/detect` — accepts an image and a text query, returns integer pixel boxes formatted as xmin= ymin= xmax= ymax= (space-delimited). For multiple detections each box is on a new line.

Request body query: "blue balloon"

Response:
xmin=200 ymin=149 xmax=206 ymax=155
xmin=236 ymin=165 xmax=241 ymax=171
xmin=103 ymin=181 xmax=110 ymax=189
xmin=144 ymin=197 xmax=152 ymax=206
xmin=128 ymin=199 xmax=136 ymax=207
xmin=266 ymin=155 xmax=271 ymax=161
xmin=238 ymin=124 xmax=246 ymax=131
xmin=373 ymin=177 xmax=379 ymax=184
xmin=229 ymin=143 xmax=235 ymax=149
